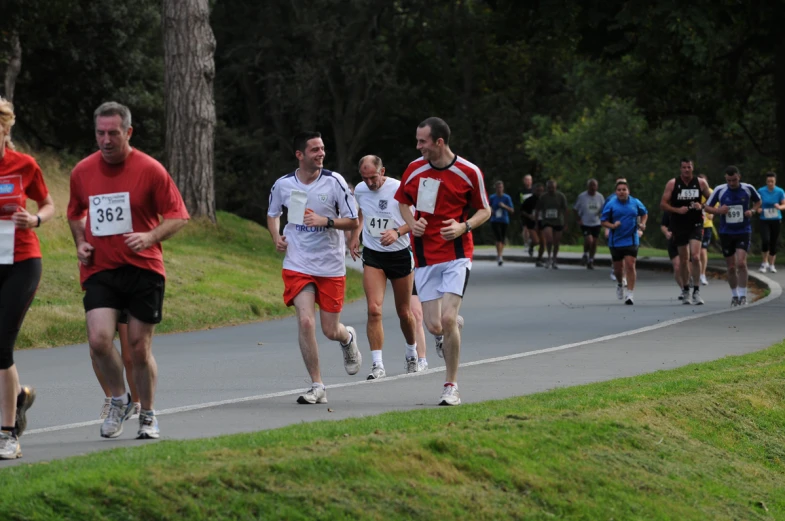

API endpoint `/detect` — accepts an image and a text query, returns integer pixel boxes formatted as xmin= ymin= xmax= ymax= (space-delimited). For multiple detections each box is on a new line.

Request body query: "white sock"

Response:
xmin=739 ymin=287 xmax=747 ymax=297
xmin=340 ymin=330 xmax=353 ymax=347
xmin=112 ymin=394 xmax=129 ymax=405
xmin=731 ymin=287 xmax=739 ymax=297
xmin=418 ymin=357 xmax=427 ymax=364
xmin=626 ymin=290 xmax=634 ymax=300
xmin=312 ymin=382 xmax=325 ymax=390
xmin=405 ymin=343 xmax=417 ymax=359
xmin=372 ymin=350 xmax=383 ymax=365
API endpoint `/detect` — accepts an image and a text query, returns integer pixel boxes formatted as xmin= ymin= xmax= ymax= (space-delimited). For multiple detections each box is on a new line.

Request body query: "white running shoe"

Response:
xmin=610 ymin=270 xmax=616 ymax=281
xmin=340 ymin=326 xmax=362 ymax=375
xmin=457 ymin=315 xmax=464 ymax=330
xmin=622 ymin=277 xmax=628 ymax=287
xmin=739 ymin=296 xmax=748 ymax=306
xmin=137 ymin=411 xmax=160 ymax=440
xmin=769 ymin=265 xmax=778 ymax=273
xmin=0 ymin=431 xmax=21 ymax=459
xmin=131 ymin=402 xmax=142 ymax=419
xmin=405 ymin=356 xmax=418 ymax=374
xmin=438 ymin=385 xmax=461 ymax=406
xmin=731 ymin=296 xmax=740 ymax=307
xmin=367 ymin=363 xmax=386 ymax=380
xmin=297 ymin=386 xmax=327 ymax=404
xmin=625 ymin=295 xmax=634 ymax=305
xmin=100 ymin=397 xmax=111 ymax=420
xmin=700 ymin=274 xmax=708 ymax=285
xmin=681 ymin=289 xmax=692 ymax=305
xmin=434 ymin=335 xmax=444 ymax=359
xmin=760 ymin=263 xmax=769 ymax=273
xmin=616 ymin=284 xmax=624 ymax=300
xmin=692 ymin=289 xmax=704 ymax=305
xmin=100 ymin=395 xmax=134 ymax=439
xmin=417 ymin=359 xmax=429 ymax=372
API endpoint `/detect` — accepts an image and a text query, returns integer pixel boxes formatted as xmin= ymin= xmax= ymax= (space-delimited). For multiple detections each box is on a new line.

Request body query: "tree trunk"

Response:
xmin=163 ymin=0 xmax=217 ymax=222
xmin=775 ymin=36 xmax=785 ymax=173
xmin=3 ymin=32 xmax=22 ymax=103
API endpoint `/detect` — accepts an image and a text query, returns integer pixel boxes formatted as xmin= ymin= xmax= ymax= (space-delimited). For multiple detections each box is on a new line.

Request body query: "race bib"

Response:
xmin=587 ymin=202 xmax=600 ymax=214
xmin=495 ymin=208 xmax=504 ymax=219
xmin=416 ymin=178 xmax=440 ymax=214
xmin=89 ymin=192 xmax=133 ymax=237
xmin=726 ymin=205 xmax=744 ymax=224
xmin=764 ymin=207 xmax=779 ymax=219
xmin=366 ymin=216 xmax=395 ymax=237
xmin=0 ymin=220 xmax=15 ymax=265
xmin=287 ymin=190 xmax=308 ymax=226
xmin=545 ymin=208 xmax=558 ymax=219
xmin=679 ymin=189 xmax=700 ymax=200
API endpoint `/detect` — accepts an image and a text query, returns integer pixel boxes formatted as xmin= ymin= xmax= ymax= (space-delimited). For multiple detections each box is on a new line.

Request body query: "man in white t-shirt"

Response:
xmin=267 ymin=131 xmax=361 ymax=405
xmin=349 ymin=155 xmax=429 ymax=379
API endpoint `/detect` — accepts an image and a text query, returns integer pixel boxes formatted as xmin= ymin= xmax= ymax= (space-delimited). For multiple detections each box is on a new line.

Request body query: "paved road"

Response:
xmin=8 ymin=254 xmax=784 ymax=465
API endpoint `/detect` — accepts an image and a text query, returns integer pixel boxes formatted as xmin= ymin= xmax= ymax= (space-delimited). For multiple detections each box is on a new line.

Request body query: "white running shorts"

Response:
xmin=413 ymin=258 xmax=472 ymax=302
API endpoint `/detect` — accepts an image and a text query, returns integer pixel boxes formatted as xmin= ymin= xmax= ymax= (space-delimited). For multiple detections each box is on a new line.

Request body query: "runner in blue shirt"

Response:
xmin=601 ymin=180 xmax=648 ymax=305
xmin=704 ymin=165 xmax=761 ymax=306
xmin=489 ymin=180 xmax=514 ymax=266
xmin=756 ymin=171 xmax=785 ymax=273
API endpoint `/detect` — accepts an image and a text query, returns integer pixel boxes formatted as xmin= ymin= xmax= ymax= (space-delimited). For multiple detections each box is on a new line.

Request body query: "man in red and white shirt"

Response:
xmin=68 ymin=102 xmax=189 ymax=440
xmin=267 ymin=132 xmax=361 ymax=405
xmin=395 ymin=117 xmax=490 ymax=406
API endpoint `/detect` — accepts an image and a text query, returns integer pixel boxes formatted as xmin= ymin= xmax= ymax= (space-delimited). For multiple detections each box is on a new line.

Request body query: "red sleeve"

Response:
xmin=25 ymin=160 xmax=49 ymax=202
xmin=67 ymin=170 xmax=87 ymax=220
xmin=470 ymin=167 xmax=490 ymax=210
xmin=151 ymin=165 xmax=190 ymax=220
xmin=394 ymin=167 xmax=415 ymax=205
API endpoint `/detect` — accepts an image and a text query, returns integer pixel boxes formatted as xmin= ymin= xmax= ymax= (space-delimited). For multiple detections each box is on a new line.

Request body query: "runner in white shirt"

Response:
xmin=349 ymin=155 xmax=428 ymax=379
xmin=267 ymin=132 xmax=361 ymax=405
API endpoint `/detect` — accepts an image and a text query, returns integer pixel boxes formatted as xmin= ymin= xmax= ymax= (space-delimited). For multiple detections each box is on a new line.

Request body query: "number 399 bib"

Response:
xmin=90 ymin=192 xmax=133 ymax=236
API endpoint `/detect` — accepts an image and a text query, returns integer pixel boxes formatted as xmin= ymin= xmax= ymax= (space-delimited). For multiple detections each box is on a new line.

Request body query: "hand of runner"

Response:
xmin=613 ymin=221 xmax=622 ymax=229
xmin=674 ymin=206 xmax=689 ymax=215
xmin=124 ymin=232 xmax=155 ymax=253
xmin=11 ymin=208 xmax=36 ymax=229
xmin=302 ymin=209 xmax=326 ymax=227
xmin=689 ymin=202 xmax=702 ymax=211
xmin=348 ymin=237 xmax=361 ymax=261
xmin=77 ymin=241 xmax=95 ymax=266
xmin=718 ymin=205 xmax=729 ymax=214
xmin=275 ymin=235 xmax=288 ymax=252
xmin=379 ymin=229 xmax=398 ymax=247
xmin=412 ymin=217 xmax=428 ymax=237
xmin=744 ymin=209 xmax=752 ymax=217
xmin=439 ymin=219 xmax=464 ymax=240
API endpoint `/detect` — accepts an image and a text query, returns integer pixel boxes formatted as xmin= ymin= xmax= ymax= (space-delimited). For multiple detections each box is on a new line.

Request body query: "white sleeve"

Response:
xmin=333 ymin=173 xmax=358 ymax=219
xmin=268 ymin=180 xmax=284 ymax=217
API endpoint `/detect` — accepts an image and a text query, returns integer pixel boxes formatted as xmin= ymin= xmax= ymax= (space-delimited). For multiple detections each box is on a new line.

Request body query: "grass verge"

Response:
xmin=3 ymin=341 xmax=785 ymax=520
xmin=19 ymin=150 xmax=363 ymax=348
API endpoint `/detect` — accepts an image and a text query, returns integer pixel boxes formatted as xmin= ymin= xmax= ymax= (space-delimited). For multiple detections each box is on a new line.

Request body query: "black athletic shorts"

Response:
xmin=672 ymin=224 xmax=703 ymax=247
xmin=610 ymin=246 xmax=638 ymax=262
xmin=701 ymin=227 xmax=712 ymax=249
xmin=720 ymin=233 xmax=752 ymax=258
xmin=540 ymin=223 xmax=564 ymax=232
xmin=581 ymin=225 xmax=601 ymax=238
xmin=522 ymin=218 xmax=537 ymax=230
xmin=361 ymin=247 xmax=414 ymax=280
xmin=83 ymin=266 xmax=166 ymax=324
xmin=491 ymin=222 xmax=508 ymax=242
xmin=667 ymin=239 xmax=679 ymax=260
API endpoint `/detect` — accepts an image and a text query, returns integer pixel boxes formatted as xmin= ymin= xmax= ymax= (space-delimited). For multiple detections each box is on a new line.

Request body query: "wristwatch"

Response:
xmin=394 ymin=228 xmax=401 ymax=238
xmin=464 ymin=222 xmax=472 ymax=234
xmin=326 ymin=218 xmax=334 ymax=229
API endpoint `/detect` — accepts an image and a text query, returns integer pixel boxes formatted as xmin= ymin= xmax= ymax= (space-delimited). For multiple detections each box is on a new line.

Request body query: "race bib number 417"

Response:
xmin=90 ymin=192 xmax=133 ymax=236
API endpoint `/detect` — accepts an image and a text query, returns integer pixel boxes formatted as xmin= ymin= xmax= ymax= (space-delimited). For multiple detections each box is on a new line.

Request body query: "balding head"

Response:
xmin=358 ymin=155 xmax=386 ymax=191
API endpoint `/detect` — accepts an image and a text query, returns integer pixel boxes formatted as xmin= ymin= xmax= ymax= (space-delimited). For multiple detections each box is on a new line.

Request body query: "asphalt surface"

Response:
xmin=6 ymin=250 xmax=784 ymax=465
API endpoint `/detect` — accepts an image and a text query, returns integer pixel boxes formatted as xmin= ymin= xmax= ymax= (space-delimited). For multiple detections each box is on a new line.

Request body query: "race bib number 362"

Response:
xmin=90 ymin=192 xmax=133 ymax=237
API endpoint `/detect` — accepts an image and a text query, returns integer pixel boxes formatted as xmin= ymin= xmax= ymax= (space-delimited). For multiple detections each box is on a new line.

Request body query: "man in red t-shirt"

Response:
xmin=67 ymin=102 xmax=189 ymax=440
xmin=395 ymin=117 xmax=490 ymax=406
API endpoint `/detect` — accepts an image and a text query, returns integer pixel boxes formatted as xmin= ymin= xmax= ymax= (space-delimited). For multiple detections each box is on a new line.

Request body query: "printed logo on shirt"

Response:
xmin=295 ymin=224 xmax=326 ymax=233
xmin=0 ymin=184 xmax=14 ymax=195
xmin=318 ymin=193 xmax=328 ymax=204
xmin=378 ymin=199 xmax=388 ymax=211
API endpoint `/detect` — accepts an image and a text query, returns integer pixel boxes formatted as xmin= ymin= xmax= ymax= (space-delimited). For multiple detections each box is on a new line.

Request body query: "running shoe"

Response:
xmin=528 ymin=245 xmax=534 ymax=257
xmin=616 ymin=284 xmax=624 ymax=300
xmin=535 ymin=260 xmax=544 ymax=267
xmin=678 ymin=293 xmax=685 ymax=300
xmin=580 ymin=254 xmax=587 ymax=266
xmin=692 ymin=289 xmax=704 ymax=305
xmin=700 ymin=274 xmax=708 ymax=285
xmin=297 ymin=386 xmax=327 ymax=404
xmin=367 ymin=363 xmax=386 ymax=380
xmin=739 ymin=296 xmax=747 ymax=306
xmin=435 ymin=335 xmax=444 ymax=358
xmin=681 ymin=289 xmax=692 ymax=305
xmin=610 ymin=270 xmax=616 ymax=281
xmin=438 ymin=384 xmax=461 ymax=406
xmin=0 ymin=431 xmax=21 ymax=459
xmin=622 ymin=278 xmax=628 ymax=287
xmin=405 ymin=356 xmax=418 ymax=374
xmin=131 ymin=402 xmax=142 ymax=419
xmin=15 ymin=386 xmax=36 ymax=437
xmin=417 ymin=359 xmax=429 ymax=372
xmin=760 ymin=263 xmax=769 ymax=273
xmin=769 ymin=265 xmax=778 ymax=273
xmin=587 ymin=260 xmax=594 ymax=270
xmin=99 ymin=397 xmax=111 ymax=420
xmin=340 ymin=326 xmax=362 ymax=375
xmin=551 ymin=263 xmax=559 ymax=270
xmin=457 ymin=315 xmax=464 ymax=331
xmin=137 ymin=410 xmax=160 ymax=440
xmin=498 ymin=259 xmax=503 ymax=266
xmin=731 ymin=296 xmax=740 ymax=307
xmin=625 ymin=295 xmax=634 ymax=305
xmin=100 ymin=394 xmax=134 ymax=439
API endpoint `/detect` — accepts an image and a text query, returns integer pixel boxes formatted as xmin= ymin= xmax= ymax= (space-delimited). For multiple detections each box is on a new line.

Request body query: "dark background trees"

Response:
xmin=2 ymin=0 xmax=784 ymax=244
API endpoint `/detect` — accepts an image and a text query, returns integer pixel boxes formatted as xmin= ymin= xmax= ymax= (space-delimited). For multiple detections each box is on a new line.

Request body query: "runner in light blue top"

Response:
xmin=489 ymin=180 xmax=514 ymax=266
xmin=756 ymin=171 xmax=785 ymax=273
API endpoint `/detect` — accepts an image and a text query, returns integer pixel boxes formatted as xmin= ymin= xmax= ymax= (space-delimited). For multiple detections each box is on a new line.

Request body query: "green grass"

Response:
xmin=4 ymin=342 xmax=785 ymax=520
xmin=17 ymin=150 xmax=363 ymax=348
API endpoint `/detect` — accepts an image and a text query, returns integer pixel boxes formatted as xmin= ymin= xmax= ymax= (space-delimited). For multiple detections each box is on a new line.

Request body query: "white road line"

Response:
xmin=26 ymin=273 xmax=781 ymax=436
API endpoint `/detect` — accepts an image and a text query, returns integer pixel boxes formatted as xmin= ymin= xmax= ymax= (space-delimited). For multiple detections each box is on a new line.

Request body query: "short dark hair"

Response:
xmin=615 ymin=180 xmax=628 ymax=188
xmin=293 ymin=131 xmax=322 ymax=154
xmin=766 ymin=171 xmax=777 ymax=179
xmin=725 ymin=165 xmax=740 ymax=176
xmin=418 ymin=117 xmax=451 ymax=144
xmin=680 ymin=157 xmax=693 ymax=165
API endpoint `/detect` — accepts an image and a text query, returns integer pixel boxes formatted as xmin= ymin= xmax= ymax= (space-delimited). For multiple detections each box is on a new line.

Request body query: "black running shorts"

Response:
xmin=361 ymin=247 xmax=414 ymax=280
xmin=610 ymin=246 xmax=638 ymax=262
xmin=83 ymin=266 xmax=166 ymax=324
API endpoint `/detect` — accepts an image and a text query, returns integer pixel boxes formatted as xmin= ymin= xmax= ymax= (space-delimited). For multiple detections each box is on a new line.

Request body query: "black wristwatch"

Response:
xmin=326 ymin=218 xmax=335 ymax=229
xmin=464 ymin=222 xmax=472 ymax=234
xmin=394 ymin=228 xmax=401 ymax=238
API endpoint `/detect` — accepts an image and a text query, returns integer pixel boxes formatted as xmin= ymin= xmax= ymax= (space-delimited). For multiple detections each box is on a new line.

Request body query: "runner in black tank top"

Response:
xmin=660 ymin=158 xmax=711 ymax=305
